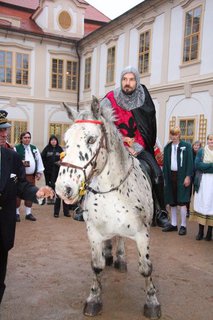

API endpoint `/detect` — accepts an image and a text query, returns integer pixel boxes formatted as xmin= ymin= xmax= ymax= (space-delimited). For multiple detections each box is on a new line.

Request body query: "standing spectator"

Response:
xmin=191 ymin=134 xmax=213 ymax=241
xmin=186 ymin=140 xmax=202 ymax=217
xmin=0 ymin=110 xmax=54 ymax=304
xmin=162 ymin=127 xmax=193 ymax=235
xmin=14 ymin=132 xmax=44 ymax=222
xmin=41 ymin=135 xmax=70 ymax=218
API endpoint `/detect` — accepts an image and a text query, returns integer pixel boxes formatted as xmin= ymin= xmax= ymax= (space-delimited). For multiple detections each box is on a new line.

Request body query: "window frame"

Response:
xmin=138 ymin=30 xmax=151 ymax=75
xmin=0 ymin=49 xmax=30 ymax=86
xmin=51 ymin=57 xmax=78 ymax=92
xmin=84 ymin=56 xmax=92 ymax=90
xmin=179 ymin=118 xmax=195 ymax=144
xmin=182 ymin=5 xmax=202 ymax=64
xmin=106 ymin=46 xmax=116 ymax=85
xmin=49 ymin=122 xmax=70 ymax=147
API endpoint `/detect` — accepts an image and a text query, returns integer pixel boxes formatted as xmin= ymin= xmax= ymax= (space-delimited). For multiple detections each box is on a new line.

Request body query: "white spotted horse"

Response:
xmin=55 ymin=96 xmax=161 ymax=319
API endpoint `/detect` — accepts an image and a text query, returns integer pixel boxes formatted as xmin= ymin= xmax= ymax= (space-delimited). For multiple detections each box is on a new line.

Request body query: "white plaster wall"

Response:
xmin=35 ymin=6 xmax=48 ymax=29
xmin=44 ymin=104 xmax=71 ymax=144
xmin=129 ymin=28 xmax=138 ymax=68
xmin=168 ymin=5 xmax=182 ymax=82
xmin=115 ymin=34 xmax=125 ymax=87
xmin=164 ymin=91 xmax=212 ymax=144
xmin=99 ymin=44 xmax=107 ymax=97
xmin=150 ymin=14 xmax=164 ymax=85
xmin=79 ymin=57 xmax=85 ymax=100
xmin=91 ymin=48 xmax=97 ymax=97
xmin=200 ymin=0 xmax=213 ymax=74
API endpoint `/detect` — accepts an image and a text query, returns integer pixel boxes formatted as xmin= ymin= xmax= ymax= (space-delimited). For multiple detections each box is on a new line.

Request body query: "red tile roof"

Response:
xmin=0 ymin=0 xmax=38 ymax=10
xmin=0 ymin=0 xmax=110 ymax=37
xmin=0 ymin=5 xmax=44 ymax=34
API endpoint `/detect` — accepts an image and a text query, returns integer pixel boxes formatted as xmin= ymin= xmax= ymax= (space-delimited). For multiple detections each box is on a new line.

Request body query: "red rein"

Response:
xmin=75 ymin=119 xmax=103 ymax=125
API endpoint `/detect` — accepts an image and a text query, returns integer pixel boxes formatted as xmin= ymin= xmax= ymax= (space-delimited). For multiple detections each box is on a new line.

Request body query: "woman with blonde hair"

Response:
xmin=191 ymin=134 xmax=213 ymax=241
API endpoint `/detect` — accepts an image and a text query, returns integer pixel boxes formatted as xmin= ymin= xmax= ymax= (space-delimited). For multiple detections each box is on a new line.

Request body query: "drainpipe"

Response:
xmin=75 ymin=42 xmax=81 ymax=112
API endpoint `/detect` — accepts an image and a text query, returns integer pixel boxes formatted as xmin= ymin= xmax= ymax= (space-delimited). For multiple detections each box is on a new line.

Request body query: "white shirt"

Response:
xmin=171 ymin=143 xmax=178 ymax=171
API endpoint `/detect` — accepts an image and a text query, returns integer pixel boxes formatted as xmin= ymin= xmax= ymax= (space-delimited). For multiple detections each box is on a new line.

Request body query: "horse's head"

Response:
xmin=55 ymin=96 xmax=109 ymax=204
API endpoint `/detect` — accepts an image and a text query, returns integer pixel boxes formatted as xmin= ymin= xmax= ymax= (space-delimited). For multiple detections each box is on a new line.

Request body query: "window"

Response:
xmin=0 ymin=51 xmax=12 ymax=83
xmin=84 ymin=57 xmax=91 ymax=90
xmin=0 ymin=50 xmax=29 ymax=86
xmin=138 ymin=30 xmax=150 ymax=74
xmin=49 ymin=123 xmax=70 ymax=146
xmin=51 ymin=58 xmax=78 ymax=91
xmin=7 ymin=120 xmax=28 ymax=145
xmin=52 ymin=59 xmax=63 ymax=89
xmin=179 ymin=119 xmax=195 ymax=143
xmin=183 ymin=6 xmax=202 ymax=63
xmin=16 ymin=53 xmax=29 ymax=85
xmin=66 ymin=61 xmax=77 ymax=91
xmin=106 ymin=46 xmax=115 ymax=84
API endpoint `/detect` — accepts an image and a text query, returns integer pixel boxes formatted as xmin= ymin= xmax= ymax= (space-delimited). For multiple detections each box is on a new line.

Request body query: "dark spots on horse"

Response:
xmin=107 ymin=171 xmax=110 ymax=175
xmin=93 ymin=267 xmax=103 ymax=275
xmin=146 ymin=254 xmax=149 ymax=259
xmin=63 ymin=169 xmax=66 ymax=174
xmin=77 ymin=144 xmax=80 ymax=148
xmin=147 ymin=246 xmax=149 ymax=250
xmin=139 ymin=252 xmax=141 ymax=257
xmin=94 ymin=203 xmax=98 ymax=206
xmin=135 ymin=206 xmax=142 ymax=211
xmin=127 ymin=224 xmax=130 ymax=228
xmin=117 ymin=218 xmax=121 ymax=222
xmin=146 ymin=233 xmax=149 ymax=238
xmin=127 ymin=192 xmax=129 ymax=197
xmin=79 ymin=151 xmax=85 ymax=161
xmin=126 ymin=210 xmax=129 ymax=212
xmin=139 ymin=261 xmax=142 ymax=266
xmin=94 ymin=209 xmax=97 ymax=212
xmin=144 ymin=223 xmax=147 ymax=228
xmin=137 ymin=199 xmax=141 ymax=203
xmin=85 ymin=153 xmax=89 ymax=161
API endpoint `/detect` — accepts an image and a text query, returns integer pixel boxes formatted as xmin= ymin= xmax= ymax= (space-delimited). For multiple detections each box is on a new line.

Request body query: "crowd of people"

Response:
xmin=0 ymin=66 xmax=212 ymax=305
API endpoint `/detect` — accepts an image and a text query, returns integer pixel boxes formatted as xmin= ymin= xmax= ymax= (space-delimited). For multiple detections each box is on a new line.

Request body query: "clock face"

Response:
xmin=58 ymin=11 xmax=72 ymax=30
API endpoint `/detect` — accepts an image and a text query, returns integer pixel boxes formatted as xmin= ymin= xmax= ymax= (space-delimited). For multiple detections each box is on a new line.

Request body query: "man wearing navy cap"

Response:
xmin=0 ymin=110 xmax=54 ymax=304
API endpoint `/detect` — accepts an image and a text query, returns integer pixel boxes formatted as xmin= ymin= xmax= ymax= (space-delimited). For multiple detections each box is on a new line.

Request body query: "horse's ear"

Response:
xmin=91 ymin=95 xmax=101 ymax=119
xmin=61 ymin=103 xmax=77 ymax=122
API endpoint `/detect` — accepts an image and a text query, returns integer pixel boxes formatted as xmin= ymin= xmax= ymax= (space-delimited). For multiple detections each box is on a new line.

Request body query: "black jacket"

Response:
xmin=0 ymin=148 xmax=38 ymax=251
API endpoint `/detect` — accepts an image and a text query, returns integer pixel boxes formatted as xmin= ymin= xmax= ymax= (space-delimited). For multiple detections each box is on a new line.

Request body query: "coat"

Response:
xmin=163 ymin=140 xmax=193 ymax=205
xmin=0 ymin=148 xmax=38 ymax=251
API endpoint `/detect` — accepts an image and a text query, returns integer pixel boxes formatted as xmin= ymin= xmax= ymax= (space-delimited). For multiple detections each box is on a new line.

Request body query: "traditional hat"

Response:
xmin=0 ymin=110 xmax=11 ymax=128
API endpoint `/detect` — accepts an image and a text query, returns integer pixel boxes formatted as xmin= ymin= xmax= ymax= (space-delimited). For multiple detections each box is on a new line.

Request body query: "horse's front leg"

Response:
xmin=135 ymin=232 xmax=161 ymax=319
xmin=84 ymin=232 xmax=105 ymax=317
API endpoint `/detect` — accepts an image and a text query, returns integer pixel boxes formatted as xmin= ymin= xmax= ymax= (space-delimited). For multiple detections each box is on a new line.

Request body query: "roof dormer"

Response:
xmin=32 ymin=0 xmax=88 ymax=39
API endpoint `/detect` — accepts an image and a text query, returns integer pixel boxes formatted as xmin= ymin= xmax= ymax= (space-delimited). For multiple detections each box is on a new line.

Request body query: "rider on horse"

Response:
xmin=100 ymin=66 xmax=169 ymax=228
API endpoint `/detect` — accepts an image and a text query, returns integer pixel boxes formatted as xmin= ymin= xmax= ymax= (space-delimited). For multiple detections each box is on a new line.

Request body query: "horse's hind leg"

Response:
xmin=135 ymin=232 xmax=161 ymax=319
xmin=84 ymin=235 xmax=105 ymax=317
xmin=103 ymin=239 xmax=113 ymax=266
xmin=114 ymin=236 xmax=127 ymax=272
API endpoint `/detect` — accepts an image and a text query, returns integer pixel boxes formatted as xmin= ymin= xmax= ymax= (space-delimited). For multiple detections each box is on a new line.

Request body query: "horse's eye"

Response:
xmin=87 ymin=136 xmax=96 ymax=144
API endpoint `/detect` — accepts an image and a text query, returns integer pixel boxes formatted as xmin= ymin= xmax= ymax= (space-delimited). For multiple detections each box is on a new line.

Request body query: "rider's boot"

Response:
xmin=152 ymin=178 xmax=170 ymax=228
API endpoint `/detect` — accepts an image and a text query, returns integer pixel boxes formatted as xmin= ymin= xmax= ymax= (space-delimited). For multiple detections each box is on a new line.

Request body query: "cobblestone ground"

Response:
xmin=0 ymin=200 xmax=212 ymax=320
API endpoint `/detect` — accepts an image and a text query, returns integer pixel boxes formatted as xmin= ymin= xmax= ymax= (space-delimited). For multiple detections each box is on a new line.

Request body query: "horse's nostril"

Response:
xmin=65 ymin=186 xmax=72 ymax=196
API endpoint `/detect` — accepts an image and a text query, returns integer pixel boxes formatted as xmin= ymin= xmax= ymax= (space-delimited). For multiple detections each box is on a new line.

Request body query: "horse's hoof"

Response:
xmin=83 ymin=301 xmax=103 ymax=317
xmin=105 ymin=255 xmax=113 ymax=266
xmin=144 ymin=303 xmax=161 ymax=319
xmin=114 ymin=260 xmax=127 ymax=273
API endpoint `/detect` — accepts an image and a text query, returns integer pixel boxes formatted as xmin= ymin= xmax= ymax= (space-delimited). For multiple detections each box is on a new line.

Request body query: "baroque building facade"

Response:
xmin=0 ymin=0 xmax=212 ymax=149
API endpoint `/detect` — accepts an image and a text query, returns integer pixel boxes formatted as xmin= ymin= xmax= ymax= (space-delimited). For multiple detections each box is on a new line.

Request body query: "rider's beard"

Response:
xmin=122 ymin=86 xmax=136 ymax=95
